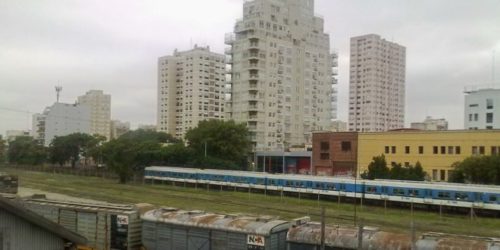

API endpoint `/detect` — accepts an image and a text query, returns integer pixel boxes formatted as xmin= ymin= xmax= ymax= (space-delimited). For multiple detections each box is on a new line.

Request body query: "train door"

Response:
xmin=474 ymin=192 xmax=483 ymax=203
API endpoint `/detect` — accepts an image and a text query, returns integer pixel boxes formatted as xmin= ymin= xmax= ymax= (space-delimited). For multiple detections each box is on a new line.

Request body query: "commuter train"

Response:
xmin=144 ymin=166 xmax=500 ymax=211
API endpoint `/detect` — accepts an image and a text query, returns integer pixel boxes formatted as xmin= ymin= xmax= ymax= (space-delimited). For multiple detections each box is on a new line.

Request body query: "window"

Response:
xmin=408 ymin=189 xmax=419 ymax=197
xmin=455 ymin=146 xmax=461 ymax=154
xmin=433 ymin=146 xmax=438 ymax=154
xmin=472 ymin=146 xmax=478 ymax=155
xmin=486 ymin=113 xmax=493 ymax=123
xmin=440 ymin=146 xmax=446 ymax=154
xmin=490 ymin=195 xmax=498 ymax=202
xmin=438 ymin=191 xmax=451 ymax=199
xmin=492 ymin=146 xmax=500 ymax=155
xmin=479 ymin=146 xmax=485 ymax=155
xmin=440 ymin=170 xmax=446 ymax=181
xmin=385 ymin=146 xmax=390 ymax=154
xmin=405 ymin=146 xmax=410 ymax=154
xmin=448 ymin=146 xmax=454 ymax=154
xmin=341 ymin=141 xmax=351 ymax=152
xmin=320 ymin=153 xmax=329 ymax=160
xmin=392 ymin=188 xmax=405 ymax=196
xmin=418 ymin=146 xmax=424 ymax=154
xmin=366 ymin=186 xmax=377 ymax=193
xmin=391 ymin=146 xmax=396 ymax=154
xmin=455 ymin=192 xmax=469 ymax=200
xmin=432 ymin=169 xmax=438 ymax=180
xmin=474 ymin=113 xmax=479 ymax=121
xmin=320 ymin=141 xmax=329 ymax=151
xmin=487 ymin=99 xmax=493 ymax=109
xmin=469 ymin=114 xmax=473 ymax=121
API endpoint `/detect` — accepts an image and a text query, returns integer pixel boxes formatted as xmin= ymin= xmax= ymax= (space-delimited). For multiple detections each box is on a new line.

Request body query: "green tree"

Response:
xmin=361 ymin=155 xmax=390 ymax=180
xmin=185 ymin=120 xmax=251 ymax=168
xmin=101 ymin=139 xmax=138 ymax=183
xmin=7 ymin=136 xmax=47 ymax=165
xmin=0 ymin=136 xmax=6 ymax=164
xmin=449 ymin=155 xmax=500 ymax=185
xmin=49 ymin=133 xmax=95 ymax=167
xmin=119 ymin=129 xmax=179 ymax=144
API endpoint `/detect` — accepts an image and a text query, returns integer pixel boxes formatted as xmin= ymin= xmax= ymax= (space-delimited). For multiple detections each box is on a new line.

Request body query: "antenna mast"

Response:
xmin=55 ymin=86 xmax=62 ymax=103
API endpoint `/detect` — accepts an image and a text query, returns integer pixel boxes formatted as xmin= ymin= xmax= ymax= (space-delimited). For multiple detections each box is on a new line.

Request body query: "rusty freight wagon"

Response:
xmin=0 ymin=172 xmax=18 ymax=194
xmin=20 ymin=196 xmax=150 ymax=250
xmin=141 ymin=208 xmax=291 ymax=250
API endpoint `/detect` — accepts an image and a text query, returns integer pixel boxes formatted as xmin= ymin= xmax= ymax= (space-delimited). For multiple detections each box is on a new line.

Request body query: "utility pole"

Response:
xmin=320 ymin=206 xmax=325 ymax=250
xmin=204 ymin=141 xmax=207 ymax=158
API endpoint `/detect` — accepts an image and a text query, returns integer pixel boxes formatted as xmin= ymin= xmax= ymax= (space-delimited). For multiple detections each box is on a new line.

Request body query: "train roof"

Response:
xmin=146 ymin=166 xmax=500 ymax=193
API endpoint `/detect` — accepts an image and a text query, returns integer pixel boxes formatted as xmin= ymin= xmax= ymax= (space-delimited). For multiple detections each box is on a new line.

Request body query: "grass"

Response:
xmin=5 ymin=168 xmax=500 ymax=237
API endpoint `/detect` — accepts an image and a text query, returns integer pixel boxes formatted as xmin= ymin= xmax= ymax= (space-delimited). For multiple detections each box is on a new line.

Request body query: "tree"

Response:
xmin=49 ymin=133 xmax=95 ymax=167
xmin=361 ymin=155 xmax=390 ymax=180
xmin=119 ymin=129 xmax=179 ymax=144
xmin=361 ymin=155 xmax=426 ymax=181
xmin=0 ymin=136 xmax=6 ymax=164
xmin=449 ymin=155 xmax=500 ymax=185
xmin=101 ymin=139 xmax=138 ymax=183
xmin=7 ymin=136 xmax=47 ymax=165
xmin=185 ymin=120 xmax=251 ymax=168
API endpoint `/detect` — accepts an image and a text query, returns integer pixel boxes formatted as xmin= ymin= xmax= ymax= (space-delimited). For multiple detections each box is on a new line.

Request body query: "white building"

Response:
xmin=226 ymin=0 xmax=337 ymax=151
xmin=77 ymin=90 xmax=111 ymax=140
xmin=411 ymin=116 xmax=448 ymax=131
xmin=348 ymin=34 xmax=406 ymax=132
xmin=32 ymin=103 xmax=91 ymax=146
xmin=330 ymin=120 xmax=347 ymax=132
xmin=464 ymin=87 xmax=500 ymax=130
xmin=157 ymin=45 xmax=226 ymax=139
xmin=110 ymin=120 xmax=130 ymax=139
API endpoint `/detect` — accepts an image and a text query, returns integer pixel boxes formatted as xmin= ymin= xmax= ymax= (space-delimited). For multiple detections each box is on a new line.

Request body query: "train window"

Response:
xmin=408 ymin=189 xmax=419 ymax=197
xmin=326 ymin=184 xmax=335 ymax=190
xmin=455 ymin=192 xmax=469 ymax=200
xmin=490 ymin=195 xmax=498 ymax=202
xmin=366 ymin=186 xmax=377 ymax=193
xmin=438 ymin=192 xmax=451 ymax=199
xmin=256 ymin=178 xmax=265 ymax=185
xmin=392 ymin=188 xmax=405 ymax=196
xmin=381 ymin=187 xmax=388 ymax=194
xmin=339 ymin=184 xmax=346 ymax=191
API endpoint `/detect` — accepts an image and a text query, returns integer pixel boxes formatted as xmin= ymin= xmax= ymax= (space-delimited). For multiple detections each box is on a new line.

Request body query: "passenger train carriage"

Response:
xmin=144 ymin=166 xmax=500 ymax=211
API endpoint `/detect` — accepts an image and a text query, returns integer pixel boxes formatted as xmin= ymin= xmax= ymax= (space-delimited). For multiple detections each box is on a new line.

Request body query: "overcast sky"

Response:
xmin=1 ymin=0 xmax=499 ymax=136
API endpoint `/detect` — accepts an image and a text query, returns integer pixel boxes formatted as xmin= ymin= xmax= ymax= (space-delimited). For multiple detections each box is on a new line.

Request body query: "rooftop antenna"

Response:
xmin=55 ymin=86 xmax=62 ymax=103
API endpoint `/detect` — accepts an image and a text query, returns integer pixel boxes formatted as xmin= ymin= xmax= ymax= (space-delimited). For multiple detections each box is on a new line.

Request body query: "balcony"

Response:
xmin=249 ymin=74 xmax=259 ymax=79
xmin=248 ymin=53 xmax=259 ymax=59
xmin=225 ymin=33 xmax=235 ymax=45
xmin=225 ymin=56 xmax=233 ymax=64
xmin=224 ymin=47 xmax=232 ymax=55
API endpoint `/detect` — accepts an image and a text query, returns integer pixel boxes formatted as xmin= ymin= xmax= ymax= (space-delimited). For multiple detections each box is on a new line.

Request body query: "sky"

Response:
xmin=1 ymin=0 xmax=499 ymax=136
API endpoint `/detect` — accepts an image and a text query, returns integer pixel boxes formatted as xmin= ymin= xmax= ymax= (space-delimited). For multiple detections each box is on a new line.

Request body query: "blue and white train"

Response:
xmin=144 ymin=166 xmax=500 ymax=211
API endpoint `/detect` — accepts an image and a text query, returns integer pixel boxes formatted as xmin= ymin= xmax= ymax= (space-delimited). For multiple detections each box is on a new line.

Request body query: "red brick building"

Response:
xmin=312 ymin=132 xmax=358 ymax=176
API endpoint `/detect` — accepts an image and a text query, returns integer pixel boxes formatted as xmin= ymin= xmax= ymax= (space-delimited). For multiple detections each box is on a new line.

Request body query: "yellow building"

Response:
xmin=356 ymin=130 xmax=500 ymax=181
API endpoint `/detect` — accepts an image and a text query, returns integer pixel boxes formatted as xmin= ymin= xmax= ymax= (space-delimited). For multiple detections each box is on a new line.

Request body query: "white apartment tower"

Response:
xmin=77 ymin=90 xmax=111 ymax=140
xmin=348 ymin=34 xmax=406 ymax=132
xmin=157 ymin=46 xmax=226 ymax=139
xmin=226 ymin=0 xmax=336 ymax=151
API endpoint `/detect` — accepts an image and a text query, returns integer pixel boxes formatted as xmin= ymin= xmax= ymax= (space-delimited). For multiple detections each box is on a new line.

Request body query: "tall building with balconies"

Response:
xmin=225 ymin=0 xmax=336 ymax=151
xmin=157 ymin=45 xmax=226 ymax=139
xmin=77 ymin=90 xmax=111 ymax=140
xmin=348 ymin=34 xmax=406 ymax=132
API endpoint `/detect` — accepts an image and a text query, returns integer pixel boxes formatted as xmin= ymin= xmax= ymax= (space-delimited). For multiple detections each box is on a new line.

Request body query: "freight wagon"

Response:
xmin=0 ymin=172 xmax=18 ymax=194
xmin=20 ymin=196 xmax=152 ymax=250
xmin=141 ymin=207 xmax=290 ymax=250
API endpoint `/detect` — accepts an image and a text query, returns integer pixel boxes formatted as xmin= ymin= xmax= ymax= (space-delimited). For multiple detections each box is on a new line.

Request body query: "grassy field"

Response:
xmin=5 ymin=168 xmax=500 ymax=237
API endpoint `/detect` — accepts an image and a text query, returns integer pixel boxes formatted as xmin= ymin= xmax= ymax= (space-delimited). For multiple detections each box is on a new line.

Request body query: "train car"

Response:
xmin=0 ymin=172 xmax=18 ymax=194
xmin=144 ymin=166 xmax=500 ymax=211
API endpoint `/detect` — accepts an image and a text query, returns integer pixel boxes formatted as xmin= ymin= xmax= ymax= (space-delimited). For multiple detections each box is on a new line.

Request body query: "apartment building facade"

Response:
xmin=464 ymin=87 xmax=500 ymax=130
xmin=32 ymin=103 xmax=91 ymax=146
xmin=225 ymin=0 xmax=337 ymax=151
xmin=157 ymin=46 xmax=226 ymax=139
xmin=348 ymin=34 xmax=406 ymax=132
xmin=313 ymin=130 xmax=500 ymax=181
xmin=77 ymin=90 xmax=111 ymax=140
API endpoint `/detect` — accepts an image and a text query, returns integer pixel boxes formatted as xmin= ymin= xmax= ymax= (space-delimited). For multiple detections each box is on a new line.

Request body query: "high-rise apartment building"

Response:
xmin=32 ymin=103 xmax=91 ymax=146
xmin=348 ymin=34 xmax=406 ymax=132
xmin=110 ymin=120 xmax=130 ymax=139
xmin=464 ymin=87 xmax=500 ymax=130
xmin=226 ymin=0 xmax=336 ymax=151
xmin=157 ymin=46 xmax=226 ymax=139
xmin=77 ymin=90 xmax=111 ymax=140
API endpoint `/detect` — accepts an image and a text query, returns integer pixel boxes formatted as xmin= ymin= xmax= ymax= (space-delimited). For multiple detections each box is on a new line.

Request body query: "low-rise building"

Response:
xmin=0 ymin=196 xmax=86 ymax=249
xmin=5 ymin=130 xmax=30 ymax=142
xmin=410 ymin=116 xmax=448 ymax=131
xmin=313 ymin=130 xmax=500 ymax=181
